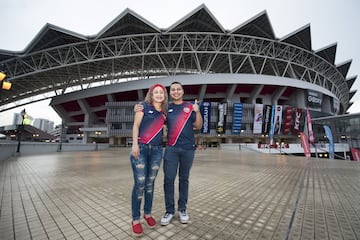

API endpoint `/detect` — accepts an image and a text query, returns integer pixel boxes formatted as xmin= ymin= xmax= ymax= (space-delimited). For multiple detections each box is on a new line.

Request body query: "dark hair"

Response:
xmin=171 ymin=81 xmax=182 ymax=87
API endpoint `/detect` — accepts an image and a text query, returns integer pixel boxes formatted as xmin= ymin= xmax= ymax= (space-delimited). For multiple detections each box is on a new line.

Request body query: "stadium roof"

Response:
xmin=0 ymin=4 xmax=356 ymax=113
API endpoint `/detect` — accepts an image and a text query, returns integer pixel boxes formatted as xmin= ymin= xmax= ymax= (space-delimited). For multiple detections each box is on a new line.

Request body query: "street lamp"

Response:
xmin=0 ymin=72 xmax=5 ymax=80
xmin=0 ymin=71 xmax=12 ymax=94
xmin=16 ymin=109 xmax=27 ymax=153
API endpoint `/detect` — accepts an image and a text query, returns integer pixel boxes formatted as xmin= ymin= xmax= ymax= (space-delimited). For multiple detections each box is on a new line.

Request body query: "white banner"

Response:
xmin=253 ymin=104 xmax=263 ymax=134
xmin=274 ymin=105 xmax=283 ymax=135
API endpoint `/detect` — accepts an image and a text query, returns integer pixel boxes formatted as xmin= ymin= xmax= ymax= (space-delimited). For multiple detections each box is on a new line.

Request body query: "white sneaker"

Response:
xmin=160 ymin=212 xmax=174 ymax=225
xmin=179 ymin=210 xmax=189 ymax=223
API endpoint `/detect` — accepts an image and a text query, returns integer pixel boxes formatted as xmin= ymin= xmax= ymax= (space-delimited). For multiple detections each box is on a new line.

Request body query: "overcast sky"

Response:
xmin=1 ymin=0 xmax=359 ymax=126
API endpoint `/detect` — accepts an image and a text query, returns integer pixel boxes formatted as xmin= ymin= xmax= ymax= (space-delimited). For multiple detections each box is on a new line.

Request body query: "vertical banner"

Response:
xmin=201 ymin=102 xmax=211 ymax=134
xmin=300 ymin=132 xmax=311 ymax=158
xmin=232 ymin=103 xmax=243 ymax=135
xmin=262 ymin=105 xmax=272 ymax=134
xmin=269 ymin=105 xmax=275 ymax=144
xmin=323 ymin=125 xmax=334 ymax=159
xmin=306 ymin=108 xmax=314 ymax=145
xmin=283 ymin=106 xmax=293 ymax=134
xmin=253 ymin=104 xmax=263 ymax=134
xmin=351 ymin=148 xmax=360 ymax=161
xmin=216 ymin=103 xmax=227 ymax=134
xmin=273 ymin=105 xmax=283 ymax=135
xmin=292 ymin=108 xmax=304 ymax=134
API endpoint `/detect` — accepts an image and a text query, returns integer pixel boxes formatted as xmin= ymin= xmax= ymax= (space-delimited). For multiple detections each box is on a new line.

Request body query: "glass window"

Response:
xmin=126 ymin=122 xmax=133 ymax=129
xmin=112 ymin=123 xmax=122 ymax=130
xmin=125 ymin=108 xmax=133 ymax=116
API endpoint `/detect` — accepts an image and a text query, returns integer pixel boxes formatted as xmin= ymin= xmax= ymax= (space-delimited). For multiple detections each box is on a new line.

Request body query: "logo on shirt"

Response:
xmin=183 ymin=107 xmax=190 ymax=113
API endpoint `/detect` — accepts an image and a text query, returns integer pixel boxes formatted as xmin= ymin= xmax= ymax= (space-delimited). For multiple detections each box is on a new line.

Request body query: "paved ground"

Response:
xmin=0 ymin=148 xmax=360 ymax=240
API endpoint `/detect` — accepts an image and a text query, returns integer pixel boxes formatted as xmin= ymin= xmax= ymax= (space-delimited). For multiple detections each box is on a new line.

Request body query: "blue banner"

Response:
xmin=232 ymin=103 xmax=243 ymax=134
xmin=323 ymin=125 xmax=334 ymax=159
xmin=201 ymin=102 xmax=211 ymax=134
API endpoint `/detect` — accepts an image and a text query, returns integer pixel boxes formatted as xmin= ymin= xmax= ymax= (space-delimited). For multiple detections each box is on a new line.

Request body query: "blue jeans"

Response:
xmin=163 ymin=146 xmax=195 ymax=214
xmin=130 ymin=144 xmax=163 ymax=221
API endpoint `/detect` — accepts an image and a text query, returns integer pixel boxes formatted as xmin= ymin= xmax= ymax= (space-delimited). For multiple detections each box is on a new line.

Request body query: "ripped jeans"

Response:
xmin=130 ymin=144 xmax=163 ymax=221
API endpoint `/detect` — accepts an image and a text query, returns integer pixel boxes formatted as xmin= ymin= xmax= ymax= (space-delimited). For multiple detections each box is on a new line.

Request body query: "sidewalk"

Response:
xmin=0 ymin=148 xmax=359 ymax=240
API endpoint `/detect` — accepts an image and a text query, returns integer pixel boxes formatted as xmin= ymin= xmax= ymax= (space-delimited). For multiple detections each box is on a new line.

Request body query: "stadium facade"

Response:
xmin=0 ymin=5 xmax=357 ymax=148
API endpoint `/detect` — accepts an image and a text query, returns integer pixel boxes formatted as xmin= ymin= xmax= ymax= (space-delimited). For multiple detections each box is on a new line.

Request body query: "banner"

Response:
xmin=273 ymin=105 xmax=283 ymax=135
xmin=351 ymin=148 xmax=360 ymax=161
xmin=306 ymin=108 xmax=314 ymax=144
xmin=323 ymin=125 xmax=334 ymax=159
xmin=331 ymin=97 xmax=340 ymax=115
xmin=300 ymin=132 xmax=311 ymax=157
xmin=253 ymin=104 xmax=263 ymax=134
xmin=217 ymin=103 xmax=227 ymax=134
xmin=269 ymin=105 xmax=275 ymax=144
xmin=262 ymin=105 xmax=272 ymax=134
xmin=232 ymin=103 xmax=243 ymax=135
xmin=306 ymin=90 xmax=323 ymax=111
xmin=283 ymin=106 xmax=293 ymax=134
xmin=201 ymin=102 xmax=211 ymax=134
xmin=292 ymin=108 xmax=304 ymax=134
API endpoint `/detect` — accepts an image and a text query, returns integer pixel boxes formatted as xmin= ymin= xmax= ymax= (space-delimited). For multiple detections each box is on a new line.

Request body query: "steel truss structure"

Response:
xmin=0 ymin=33 xmax=350 ymax=110
xmin=0 ymin=4 xmax=355 ymax=114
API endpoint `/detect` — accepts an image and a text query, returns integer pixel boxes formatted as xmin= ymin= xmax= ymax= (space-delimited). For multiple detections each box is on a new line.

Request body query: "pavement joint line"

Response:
xmin=285 ymin=157 xmax=310 ymax=240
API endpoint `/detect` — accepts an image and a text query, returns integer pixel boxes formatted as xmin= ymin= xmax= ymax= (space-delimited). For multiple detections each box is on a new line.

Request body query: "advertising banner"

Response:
xmin=306 ymin=90 xmax=323 ymax=111
xmin=331 ymin=97 xmax=340 ymax=114
xmin=300 ymin=132 xmax=311 ymax=158
xmin=232 ymin=103 xmax=243 ymax=135
xmin=216 ymin=103 xmax=227 ymax=134
xmin=292 ymin=108 xmax=304 ymax=134
xmin=201 ymin=102 xmax=211 ymax=134
xmin=351 ymin=148 xmax=360 ymax=161
xmin=283 ymin=106 xmax=293 ymax=134
xmin=323 ymin=125 xmax=334 ymax=159
xmin=306 ymin=108 xmax=314 ymax=144
xmin=253 ymin=104 xmax=263 ymax=134
xmin=269 ymin=105 xmax=275 ymax=144
xmin=273 ymin=105 xmax=283 ymax=135
xmin=262 ymin=105 xmax=272 ymax=134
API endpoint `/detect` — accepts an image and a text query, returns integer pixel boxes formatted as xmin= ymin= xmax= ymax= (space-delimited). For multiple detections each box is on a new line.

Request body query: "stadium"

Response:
xmin=0 ymin=4 xmax=357 ymax=148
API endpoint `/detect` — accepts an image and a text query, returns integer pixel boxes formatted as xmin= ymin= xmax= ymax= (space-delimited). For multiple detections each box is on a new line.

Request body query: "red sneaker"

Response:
xmin=144 ymin=215 xmax=157 ymax=228
xmin=131 ymin=221 xmax=143 ymax=236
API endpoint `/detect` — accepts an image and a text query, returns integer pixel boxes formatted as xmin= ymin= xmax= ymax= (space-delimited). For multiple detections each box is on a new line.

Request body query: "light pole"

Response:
xmin=58 ymin=121 xmax=64 ymax=152
xmin=16 ymin=109 xmax=27 ymax=153
xmin=95 ymin=131 xmax=101 ymax=151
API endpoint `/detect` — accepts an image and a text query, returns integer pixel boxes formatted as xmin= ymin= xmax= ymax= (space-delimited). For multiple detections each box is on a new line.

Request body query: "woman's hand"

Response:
xmin=131 ymin=144 xmax=140 ymax=159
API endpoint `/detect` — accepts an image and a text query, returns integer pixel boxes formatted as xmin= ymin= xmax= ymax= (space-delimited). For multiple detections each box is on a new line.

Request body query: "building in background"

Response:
xmin=0 ymin=5 xmax=358 ymax=156
xmin=312 ymin=113 xmax=360 ymax=149
xmin=12 ymin=112 xmax=33 ymax=125
xmin=33 ymin=118 xmax=54 ymax=133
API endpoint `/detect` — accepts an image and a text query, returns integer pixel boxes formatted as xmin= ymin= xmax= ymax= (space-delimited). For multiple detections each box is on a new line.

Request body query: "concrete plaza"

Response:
xmin=0 ymin=148 xmax=359 ymax=240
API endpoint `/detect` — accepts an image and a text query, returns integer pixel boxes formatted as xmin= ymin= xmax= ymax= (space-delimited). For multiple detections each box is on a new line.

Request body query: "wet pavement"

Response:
xmin=0 ymin=148 xmax=359 ymax=240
